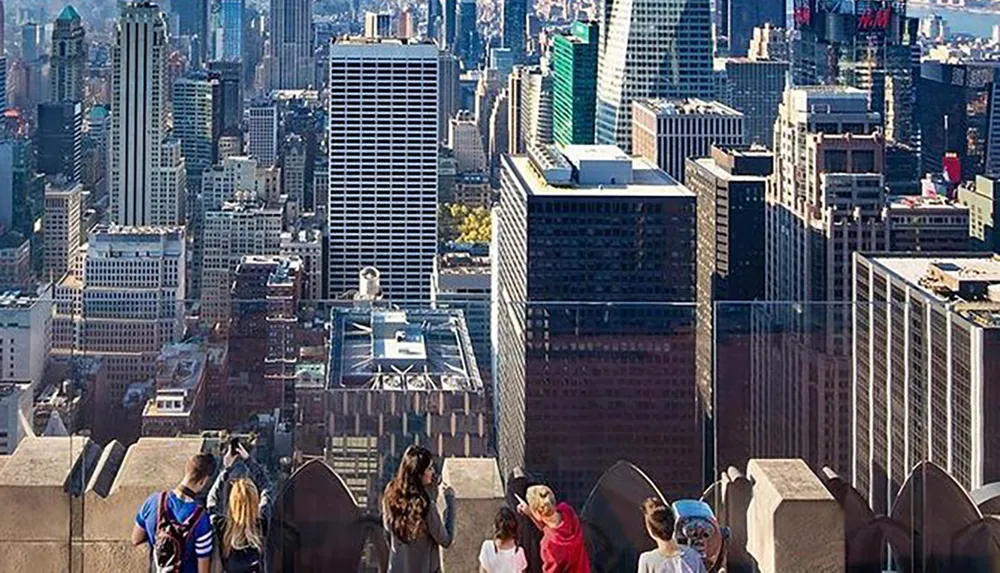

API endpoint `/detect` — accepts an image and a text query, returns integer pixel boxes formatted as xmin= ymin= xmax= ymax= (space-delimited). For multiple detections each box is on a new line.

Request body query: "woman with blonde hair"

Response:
xmin=208 ymin=440 xmax=273 ymax=573
xmin=518 ymin=484 xmax=591 ymax=573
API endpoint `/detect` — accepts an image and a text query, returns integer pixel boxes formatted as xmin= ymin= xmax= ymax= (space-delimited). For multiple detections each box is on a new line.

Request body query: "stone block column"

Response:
xmin=746 ymin=459 xmax=844 ymax=573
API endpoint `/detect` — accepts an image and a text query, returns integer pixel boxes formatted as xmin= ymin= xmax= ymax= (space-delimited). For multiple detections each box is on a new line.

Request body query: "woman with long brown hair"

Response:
xmin=382 ymin=445 xmax=455 ymax=572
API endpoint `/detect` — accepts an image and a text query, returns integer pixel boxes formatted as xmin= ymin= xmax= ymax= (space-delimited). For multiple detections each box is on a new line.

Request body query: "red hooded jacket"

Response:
xmin=540 ymin=502 xmax=592 ymax=573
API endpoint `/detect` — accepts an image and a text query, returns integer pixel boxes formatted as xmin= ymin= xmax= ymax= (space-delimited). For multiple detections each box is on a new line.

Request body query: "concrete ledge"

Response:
xmin=0 ymin=436 xmax=207 ymax=572
xmin=83 ymin=437 xmax=207 ymax=540
xmin=746 ymin=459 xmax=844 ymax=573
xmin=440 ymin=457 xmax=505 ymax=573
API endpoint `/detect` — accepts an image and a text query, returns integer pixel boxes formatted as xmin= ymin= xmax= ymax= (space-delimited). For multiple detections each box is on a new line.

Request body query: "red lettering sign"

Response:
xmin=858 ymin=7 xmax=891 ymax=30
xmin=794 ymin=5 xmax=812 ymax=26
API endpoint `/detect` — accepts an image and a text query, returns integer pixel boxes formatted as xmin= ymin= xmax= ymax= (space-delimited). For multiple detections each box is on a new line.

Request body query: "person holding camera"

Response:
xmin=207 ymin=439 xmax=274 ymax=573
xmin=383 ymin=445 xmax=456 ymax=573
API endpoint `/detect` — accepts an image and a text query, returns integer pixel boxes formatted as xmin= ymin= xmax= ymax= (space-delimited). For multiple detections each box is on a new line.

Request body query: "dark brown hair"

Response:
xmin=494 ymin=506 xmax=518 ymax=541
xmin=185 ymin=453 xmax=217 ymax=484
xmin=642 ymin=497 xmax=676 ymax=541
xmin=383 ymin=446 xmax=434 ymax=543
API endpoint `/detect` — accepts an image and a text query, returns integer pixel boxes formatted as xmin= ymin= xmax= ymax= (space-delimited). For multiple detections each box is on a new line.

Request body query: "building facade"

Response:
xmin=327 ymin=39 xmax=438 ymax=304
xmin=754 ymin=87 xmax=885 ymax=475
xmin=686 ymin=146 xmax=770 ymax=471
xmin=720 ymin=57 xmax=788 ymax=148
xmin=36 ymin=101 xmax=83 ymax=184
xmin=595 ymin=0 xmax=713 ymax=152
xmin=43 ymin=182 xmax=83 ymax=282
xmin=269 ymin=0 xmax=313 ymax=89
xmin=49 ymin=5 xmax=86 ymax=104
xmin=247 ymin=104 xmax=278 ymax=167
xmin=854 ymin=254 xmax=1000 ymax=512
xmin=632 ymin=99 xmax=745 ymax=183
xmin=496 ymin=144 xmax=698 ymax=504
xmin=110 ymin=2 xmax=181 ymax=226
xmin=551 ymin=21 xmax=598 ymax=146
xmin=173 ymin=76 xmax=216 ymax=190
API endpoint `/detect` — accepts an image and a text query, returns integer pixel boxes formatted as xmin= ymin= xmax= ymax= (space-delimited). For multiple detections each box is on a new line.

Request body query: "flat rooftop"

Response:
xmin=329 ymin=307 xmax=483 ymax=392
xmin=635 ymin=98 xmax=742 ymax=117
xmin=868 ymin=254 xmax=1000 ymax=327
xmin=511 ymin=150 xmax=693 ymax=198
xmin=887 ymin=195 xmax=969 ymax=211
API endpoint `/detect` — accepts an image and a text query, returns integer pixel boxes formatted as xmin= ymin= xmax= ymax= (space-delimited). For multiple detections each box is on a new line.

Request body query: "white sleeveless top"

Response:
xmin=478 ymin=540 xmax=528 ymax=573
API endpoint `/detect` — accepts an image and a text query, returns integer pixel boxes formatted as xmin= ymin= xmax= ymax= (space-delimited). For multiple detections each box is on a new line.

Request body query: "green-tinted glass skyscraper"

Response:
xmin=552 ymin=21 xmax=598 ymax=146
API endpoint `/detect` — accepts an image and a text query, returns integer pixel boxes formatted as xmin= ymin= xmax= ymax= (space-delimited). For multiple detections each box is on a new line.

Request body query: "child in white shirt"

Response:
xmin=479 ymin=506 xmax=528 ymax=573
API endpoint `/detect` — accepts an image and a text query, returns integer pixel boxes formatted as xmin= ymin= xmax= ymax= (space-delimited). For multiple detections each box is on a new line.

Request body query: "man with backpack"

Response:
xmin=132 ymin=453 xmax=217 ymax=573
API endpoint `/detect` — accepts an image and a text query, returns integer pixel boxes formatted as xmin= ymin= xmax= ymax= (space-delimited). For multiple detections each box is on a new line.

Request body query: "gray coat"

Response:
xmin=383 ymin=491 xmax=455 ymax=573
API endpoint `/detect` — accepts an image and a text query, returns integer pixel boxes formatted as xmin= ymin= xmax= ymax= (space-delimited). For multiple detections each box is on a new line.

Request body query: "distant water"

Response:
xmin=908 ymin=4 xmax=1000 ymax=39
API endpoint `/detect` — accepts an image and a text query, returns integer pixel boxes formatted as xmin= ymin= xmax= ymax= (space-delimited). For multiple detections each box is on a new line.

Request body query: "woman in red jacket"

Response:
xmin=517 ymin=485 xmax=592 ymax=573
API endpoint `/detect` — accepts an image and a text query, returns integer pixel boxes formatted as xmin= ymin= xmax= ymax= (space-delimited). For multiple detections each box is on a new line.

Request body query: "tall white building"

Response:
xmin=595 ymin=0 xmax=714 ymax=152
xmin=632 ymin=99 xmax=745 ymax=183
xmin=327 ymin=38 xmax=438 ymax=304
xmin=519 ymin=66 xmax=552 ymax=152
xmin=0 ymin=287 xmax=54 ymax=390
xmin=853 ymin=254 xmax=1000 ymax=508
xmin=172 ymin=76 xmax=215 ymax=190
xmin=269 ymin=0 xmax=313 ymax=89
xmin=247 ymin=104 xmax=278 ymax=166
xmin=200 ymin=197 xmax=283 ymax=326
xmin=110 ymin=1 xmax=181 ymax=227
xmin=43 ymin=182 xmax=83 ymax=282
xmin=54 ymin=226 xmax=186 ymax=390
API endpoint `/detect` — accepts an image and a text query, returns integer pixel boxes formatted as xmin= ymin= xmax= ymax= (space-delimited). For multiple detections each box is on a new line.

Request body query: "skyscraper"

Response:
xmin=754 ymin=87 xmax=885 ymax=474
xmin=792 ymin=0 xmax=920 ymax=178
xmin=212 ymin=0 xmax=244 ymax=62
xmin=49 ymin=5 xmax=86 ymax=104
xmin=455 ymin=0 xmax=480 ymax=69
xmin=854 ymin=254 xmax=1000 ymax=511
xmin=519 ymin=67 xmax=553 ymax=151
xmin=170 ymin=0 xmax=209 ymax=62
xmin=496 ymin=144 xmax=698 ymax=503
xmin=719 ymin=57 xmax=788 ymax=148
xmin=247 ymin=104 xmax=278 ymax=166
xmin=721 ymin=0 xmax=784 ymax=56
xmin=502 ymin=0 xmax=526 ymax=62
xmin=173 ymin=76 xmax=216 ymax=191
xmin=110 ymin=2 xmax=180 ymax=227
xmin=443 ymin=0 xmax=458 ymax=52
xmin=632 ymin=99 xmax=745 ymax=183
xmin=43 ymin=182 xmax=83 ymax=282
xmin=686 ymin=145 xmax=771 ymax=471
xmin=201 ymin=198 xmax=283 ymax=326
xmin=208 ymin=60 xmax=242 ymax=137
xmin=327 ymin=38 xmax=438 ymax=304
xmin=919 ymin=61 xmax=1000 ymax=181
xmin=36 ymin=102 xmax=83 ymax=184
xmin=551 ymin=20 xmax=598 ymax=146
xmin=595 ymin=0 xmax=713 ymax=152
xmin=269 ymin=0 xmax=313 ymax=89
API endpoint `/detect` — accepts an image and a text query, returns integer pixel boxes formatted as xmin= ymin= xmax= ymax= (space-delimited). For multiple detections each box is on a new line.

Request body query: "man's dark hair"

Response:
xmin=185 ymin=453 xmax=217 ymax=484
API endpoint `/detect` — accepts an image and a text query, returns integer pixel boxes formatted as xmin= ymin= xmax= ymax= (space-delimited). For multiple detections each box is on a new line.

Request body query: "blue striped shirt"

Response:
xmin=136 ymin=491 xmax=213 ymax=573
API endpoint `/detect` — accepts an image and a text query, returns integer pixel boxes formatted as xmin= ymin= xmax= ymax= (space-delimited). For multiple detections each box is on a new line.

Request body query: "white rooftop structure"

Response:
xmin=515 ymin=145 xmax=692 ymax=197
